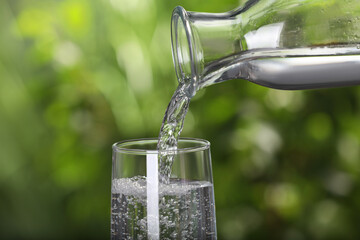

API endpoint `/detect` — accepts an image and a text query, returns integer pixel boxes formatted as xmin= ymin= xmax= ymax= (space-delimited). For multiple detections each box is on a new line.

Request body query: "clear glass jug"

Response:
xmin=171 ymin=0 xmax=360 ymax=96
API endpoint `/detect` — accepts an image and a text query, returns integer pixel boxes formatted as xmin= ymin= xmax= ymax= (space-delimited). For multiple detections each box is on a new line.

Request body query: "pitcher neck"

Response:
xmin=171 ymin=6 xmax=243 ymax=95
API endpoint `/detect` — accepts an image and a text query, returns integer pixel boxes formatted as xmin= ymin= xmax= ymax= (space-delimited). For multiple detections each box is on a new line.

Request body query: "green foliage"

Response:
xmin=1 ymin=0 xmax=360 ymax=239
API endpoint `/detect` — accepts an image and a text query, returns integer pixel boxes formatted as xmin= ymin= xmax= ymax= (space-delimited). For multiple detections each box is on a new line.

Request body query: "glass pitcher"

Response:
xmin=171 ymin=0 xmax=360 ymax=96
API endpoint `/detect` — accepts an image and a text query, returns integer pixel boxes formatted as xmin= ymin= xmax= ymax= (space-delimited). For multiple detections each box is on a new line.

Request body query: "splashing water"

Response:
xmin=157 ymin=81 xmax=193 ymax=183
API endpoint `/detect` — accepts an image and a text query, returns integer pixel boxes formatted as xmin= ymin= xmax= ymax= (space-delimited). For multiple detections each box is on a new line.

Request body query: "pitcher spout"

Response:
xmin=171 ymin=6 xmax=243 ymax=94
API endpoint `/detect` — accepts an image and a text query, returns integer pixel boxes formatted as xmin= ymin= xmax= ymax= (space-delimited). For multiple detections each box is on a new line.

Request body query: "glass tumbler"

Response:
xmin=111 ymin=138 xmax=217 ymax=240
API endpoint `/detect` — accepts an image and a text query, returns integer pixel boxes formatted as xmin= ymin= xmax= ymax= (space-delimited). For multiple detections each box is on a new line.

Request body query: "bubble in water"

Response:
xmin=111 ymin=177 xmax=216 ymax=239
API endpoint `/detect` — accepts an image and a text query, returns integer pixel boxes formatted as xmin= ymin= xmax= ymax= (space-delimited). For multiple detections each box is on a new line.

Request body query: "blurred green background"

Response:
xmin=1 ymin=0 xmax=360 ymax=239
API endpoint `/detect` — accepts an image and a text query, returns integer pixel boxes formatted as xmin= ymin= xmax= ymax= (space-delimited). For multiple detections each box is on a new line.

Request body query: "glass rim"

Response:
xmin=112 ymin=137 xmax=210 ymax=154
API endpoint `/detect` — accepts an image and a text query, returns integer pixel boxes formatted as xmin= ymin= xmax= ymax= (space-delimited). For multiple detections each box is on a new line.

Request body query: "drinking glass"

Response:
xmin=111 ymin=138 xmax=217 ymax=239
